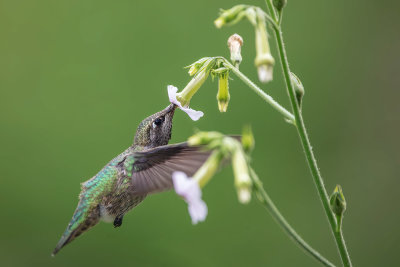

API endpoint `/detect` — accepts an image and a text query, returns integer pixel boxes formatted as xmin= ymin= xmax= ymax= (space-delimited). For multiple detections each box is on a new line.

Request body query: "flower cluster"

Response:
xmin=167 ymin=56 xmax=237 ymax=118
xmin=172 ymin=128 xmax=255 ymax=224
xmin=166 ymin=58 xmax=217 ymax=121
xmin=214 ymin=5 xmax=275 ymax=83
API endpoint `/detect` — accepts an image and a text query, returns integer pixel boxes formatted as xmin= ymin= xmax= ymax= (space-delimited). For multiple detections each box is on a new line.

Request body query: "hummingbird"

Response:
xmin=53 ymin=104 xmax=211 ymax=256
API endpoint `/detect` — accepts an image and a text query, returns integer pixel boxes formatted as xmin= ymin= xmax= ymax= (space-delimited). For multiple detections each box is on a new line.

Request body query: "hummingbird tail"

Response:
xmin=52 ymin=205 xmax=100 ymax=256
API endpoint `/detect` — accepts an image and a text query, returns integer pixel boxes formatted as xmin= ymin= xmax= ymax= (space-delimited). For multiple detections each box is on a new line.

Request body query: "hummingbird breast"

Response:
xmin=93 ymin=147 xmax=147 ymax=222
xmin=99 ymin=175 xmax=147 ymax=222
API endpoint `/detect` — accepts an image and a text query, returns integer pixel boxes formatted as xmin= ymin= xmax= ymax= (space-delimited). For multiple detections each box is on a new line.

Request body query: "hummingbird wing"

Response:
xmin=122 ymin=142 xmax=212 ymax=195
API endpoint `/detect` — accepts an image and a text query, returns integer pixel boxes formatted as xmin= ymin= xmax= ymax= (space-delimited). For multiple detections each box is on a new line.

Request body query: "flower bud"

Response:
xmin=290 ymin=72 xmax=305 ymax=108
xmin=188 ymin=131 xmax=224 ymax=146
xmin=186 ymin=57 xmax=210 ymax=76
xmin=227 ymin=34 xmax=243 ymax=66
xmin=232 ymin=147 xmax=252 ymax=204
xmin=241 ymin=125 xmax=255 ymax=154
xmin=330 ymin=185 xmax=346 ymax=217
xmin=214 ymin=5 xmax=248 ymax=28
xmin=216 ymin=70 xmax=230 ymax=112
xmin=273 ymin=0 xmax=287 ymax=11
xmin=254 ymin=9 xmax=275 ymax=83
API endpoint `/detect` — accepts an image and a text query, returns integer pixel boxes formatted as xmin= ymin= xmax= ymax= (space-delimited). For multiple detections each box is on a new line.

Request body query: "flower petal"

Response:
xmin=167 ymin=85 xmax=204 ymax=121
xmin=257 ymin=65 xmax=273 ymax=83
xmin=180 ymin=107 xmax=204 ymax=121
xmin=188 ymin=198 xmax=208 ymax=224
xmin=168 ymin=85 xmax=181 ymax=107
xmin=172 ymin=171 xmax=201 ymax=202
xmin=172 ymin=171 xmax=208 ymax=224
xmin=172 ymin=171 xmax=193 ymax=198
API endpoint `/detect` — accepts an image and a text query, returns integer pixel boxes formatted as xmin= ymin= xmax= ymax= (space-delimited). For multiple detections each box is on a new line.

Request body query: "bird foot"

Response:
xmin=113 ymin=216 xmax=123 ymax=228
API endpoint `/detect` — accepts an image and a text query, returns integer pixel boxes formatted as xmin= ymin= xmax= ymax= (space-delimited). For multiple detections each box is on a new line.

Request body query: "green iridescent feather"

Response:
xmin=53 ymin=160 xmax=120 ymax=255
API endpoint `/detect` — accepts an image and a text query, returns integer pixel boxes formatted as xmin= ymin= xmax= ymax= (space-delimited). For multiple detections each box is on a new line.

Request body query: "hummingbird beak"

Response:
xmin=159 ymin=103 xmax=177 ymax=122
xmin=166 ymin=103 xmax=177 ymax=113
xmin=162 ymin=103 xmax=177 ymax=117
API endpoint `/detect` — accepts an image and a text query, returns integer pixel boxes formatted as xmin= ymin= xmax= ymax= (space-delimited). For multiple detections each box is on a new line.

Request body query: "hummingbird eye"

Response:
xmin=152 ymin=117 xmax=164 ymax=128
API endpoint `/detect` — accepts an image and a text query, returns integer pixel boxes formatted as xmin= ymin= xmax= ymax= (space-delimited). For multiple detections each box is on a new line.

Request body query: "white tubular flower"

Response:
xmin=167 ymin=57 xmax=217 ymax=120
xmin=232 ymin=146 xmax=252 ymax=204
xmin=254 ymin=9 xmax=274 ymax=83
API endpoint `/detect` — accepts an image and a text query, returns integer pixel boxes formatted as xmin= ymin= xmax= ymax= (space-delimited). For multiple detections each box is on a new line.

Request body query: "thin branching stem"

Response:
xmin=250 ymin=168 xmax=336 ymax=267
xmin=264 ymin=1 xmax=353 ymax=266
xmin=223 ymin=60 xmax=295 ymax=124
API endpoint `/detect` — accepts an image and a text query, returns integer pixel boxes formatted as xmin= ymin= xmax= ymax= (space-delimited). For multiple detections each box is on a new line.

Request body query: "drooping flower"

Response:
xmin=172 ymin=171 xmax=208 ymax=224
xmin=168 ymin=85 xmax=204 ymax=121
xmin=254 ymin=8 xmax=275 ymax=83
xmin=215 ymin=69 xmax=230 ymax=112
xmin=232 ymin=145 xmax=252 ymax=204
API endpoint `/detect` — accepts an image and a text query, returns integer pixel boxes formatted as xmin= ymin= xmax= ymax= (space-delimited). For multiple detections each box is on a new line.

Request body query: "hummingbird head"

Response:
xmin=133 ymin=104 xmax=177 ymax=149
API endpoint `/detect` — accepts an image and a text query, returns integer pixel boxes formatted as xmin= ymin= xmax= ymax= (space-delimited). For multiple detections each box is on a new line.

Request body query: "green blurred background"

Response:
xmin=1 ymin=0 xmax=399 ymax=266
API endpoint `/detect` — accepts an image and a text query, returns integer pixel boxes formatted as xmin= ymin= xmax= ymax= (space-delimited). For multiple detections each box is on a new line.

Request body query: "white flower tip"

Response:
xmin=228 ymin=34 xmax=243 ymax=65
xmin=167 ymin=85 xmax=204 ymax=121
xmin=258 ymin=65 xmax=273 ymax=83
xmin=238 ymin=188 xmax=251 ymax=204
xmin=228 ymin=34 xmax=243 ymax=48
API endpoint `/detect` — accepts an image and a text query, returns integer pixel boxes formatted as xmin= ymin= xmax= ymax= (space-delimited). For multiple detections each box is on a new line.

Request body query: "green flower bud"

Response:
xmin=330 ymin=185 xmax=346 ymax=217
xmin=254 ymin=9 xmax=274 ymax=83
xmin=227 ymin=34 xmax=243 ymax=66
xmin=273 ymin=0 xmax=287 ymax=11
xmin=188 ymin=131 xmax=224 ymax=146
xmin=214 ymin=5 xmax=248 ymax=28
xmin=290 ymin=72 xmax=305 ymax=108
xmin=216 ymin=70 xmax=230 ymax=112
xmin=186 ymin=57 xmax=210 ymax=76
xmin=232 ymin=147 xmax=252 ymax=204
xmin=241 ymin=125 xmax=255 ymax=154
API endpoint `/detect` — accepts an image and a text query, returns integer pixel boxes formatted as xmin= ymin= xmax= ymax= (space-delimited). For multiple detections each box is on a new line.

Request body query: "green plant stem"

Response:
xmin=278 ymin=10 xmax=283 ymax=25
xmin=264 ymin=1 xmax=353 ymax=266
xmin=223 ymin=60 xmax=295 ymax=124
xmin=335 ymin=215 xmax=342 ymax=233
xmin=250 ymin=168 xmax=336 ymax=267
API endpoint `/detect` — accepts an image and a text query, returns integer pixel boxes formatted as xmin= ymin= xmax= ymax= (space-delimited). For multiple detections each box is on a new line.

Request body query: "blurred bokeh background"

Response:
xmin=1 ymin=0 xmax=399 ymax=266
